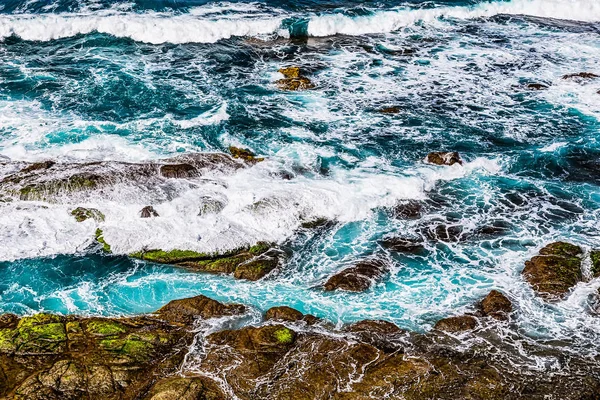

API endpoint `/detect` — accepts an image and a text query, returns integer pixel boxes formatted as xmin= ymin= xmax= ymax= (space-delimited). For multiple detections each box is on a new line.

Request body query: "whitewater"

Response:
xmin=1 ymin=0 xmax=600 ymax=392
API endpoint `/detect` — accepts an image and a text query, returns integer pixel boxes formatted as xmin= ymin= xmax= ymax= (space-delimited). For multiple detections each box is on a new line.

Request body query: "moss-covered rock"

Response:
xmin=229 ymin=146 xmax=264 ymax=163
xmin=71 ymin=207 xmax=105 ymax=222
xmin=522 ymin=242 xmax=583 ymax=300
xmin=95 ymin=228 xmax=111 ymax=253
xmin=132 ymin=243 xmax=279 ymax=281
xmin=590 ymin=250 xmax=600 ymax=278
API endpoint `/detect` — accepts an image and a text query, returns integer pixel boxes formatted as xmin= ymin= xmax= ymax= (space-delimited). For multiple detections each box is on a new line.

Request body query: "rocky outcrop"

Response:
xmin=265 ymin=306 xmax=319 ymax=325
xmin=0 ymin=295 xmax=244 ymax=400
xmin=275 ymin=67 xmax=315 ymax=91
xmin=95 ymin=228 xmax=111 ymax=253
xmin=526 ymin=83 xmax=549 ymax=90
xmin=433 ymin=315 xmax=478 ymax=333
xmin=0 ymin=153 xmax=246 ymax=202
xmin=228 ymin=146 xmax=264 ymax=163
xmin=522 ymin=242 xmax=583 ymax=300
xmin=131 ymin=243 xmax=280 ymax=281
xmin=591 ymin=250 xmax=600 ymax=278
xmin=71 ymin=207 xmax=105 ymax=222
xmin=323 ymin=259 xmax=389 ymax=292
xmin=380 ymin=236 xmax=425 ymax=254
xmin=562 ymin=72 xmax=599 ymax=80
xmin=425 ymin=152 xmax=463 ymax=166
xmin=391 ymin=200 xmax=423 ymax=219
xmin=140 ymin=206 xmax=159 ymax=218
xmin=480 ymin=290 xmax=512 ymax=320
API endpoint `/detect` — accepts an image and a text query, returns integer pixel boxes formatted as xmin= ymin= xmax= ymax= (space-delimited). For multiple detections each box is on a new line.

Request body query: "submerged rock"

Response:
xmin=480 ymin=290 xmax=512 ymax=320
xmin=522 ymin=242 xmax=583 ymax=300
xmin=0 ymin=295 xmax=244 ymax=400
xmin=275 ymin=66 xmax=315 ymax=91
xmin=198 ymin=196 xmax=226 ymax=216
xmin=391 ymin=200 xmax=423 ymax=219
xmin=71 ymin=207 xmax=105 ymax=223
xmin=562 ymin=72 xmax=600 ymax=80
xmin=425 ymin=152 xmax=463 ymax=166
xmin=378 ymin=106 xmax=401 ymax=114
xmin=434 ymin=315 xmax=478 ymax=333
xmin=131 ymin=242 xmax=280 ymax=281
xmin=0 ymin=153 xmax=244 ymax=202
xmin=323 ymin=259 xmax=389 ymax=292
xmin=140 ymin=205 xmax=159 ymax=218
xmin=380 ymin=236 xmax=425 ymax=254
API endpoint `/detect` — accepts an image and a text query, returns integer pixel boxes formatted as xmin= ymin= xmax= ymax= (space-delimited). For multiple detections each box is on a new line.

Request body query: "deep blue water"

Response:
xmin=1 ymin=0 xmax=600 ymax=360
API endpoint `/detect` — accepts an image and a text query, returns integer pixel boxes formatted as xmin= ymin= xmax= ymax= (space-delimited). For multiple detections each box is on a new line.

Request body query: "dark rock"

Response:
xmin=380 ymin=236 xmax=425 ymax=254
xmin=276 ymin=66 xmax=315 ymax=91
xmin=19 ymin=161 xmax=55 ymax=174
xmin=426 ymin=152 xmax=463 ymax=166
xmin=421 ymin=224 xmax=463 ymax=242
xmin=344 ymin=320 xmax=404 ymax=353
xmin=391 ymin=200 xmax=423 ymax=219
xmin=526 ymin=83 xmax=549 ymax=90
xmin=562 ymin=72 xmax=600 ymax=80
xmin=265 ymin=306 xmax=304 ymax=322
xmin=378 ymin=106 xmax=401 ymax=114
xmin=140 ymin=206 xmax=159 ymax=218
xmin=159 ymin=163 xmax=197 ymax=179
xmin=480 ymin=290 xmax=512 ymax=320
xmin=434 ymin=315 xmax=478 ymax=333
xmin=522 ymin=242 xmax=583 ymax=300
xmin=591 ymin=250 xmax=600 ymax=278
xmin=71 ymin=207 xmax=105 ymax=223
xmin=323 ymin=259 xmax=389 ymax=292
xmin=229 ymin=146 xmax=264 ymax=163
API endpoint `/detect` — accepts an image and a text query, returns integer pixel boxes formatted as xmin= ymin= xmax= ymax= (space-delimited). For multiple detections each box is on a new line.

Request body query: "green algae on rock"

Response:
xmin=0 ymin=295 xmax=244 ymax=400
xmin=522 ymin=242 xmax=583 ymax=300
xmin=71 ymin=207 xmax=105 ymax=222
xmin=131 ymin=242 xmax=279 ymax=281
xmin=95 ymin=228 xmax=111 ymax=253
xmin=275 ymin=66 xmax=315 ymax=91
xmin=228 ymin=146 xmax=265 ymax=163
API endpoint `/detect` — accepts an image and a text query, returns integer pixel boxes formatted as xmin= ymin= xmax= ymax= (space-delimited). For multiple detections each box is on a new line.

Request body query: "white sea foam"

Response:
xmin=0 ymin=0 xmax=599 ymax=44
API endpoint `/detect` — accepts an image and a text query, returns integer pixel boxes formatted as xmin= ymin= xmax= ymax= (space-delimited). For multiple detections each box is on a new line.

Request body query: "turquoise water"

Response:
xmin=1 ymin=0 xmax=600 ymax=358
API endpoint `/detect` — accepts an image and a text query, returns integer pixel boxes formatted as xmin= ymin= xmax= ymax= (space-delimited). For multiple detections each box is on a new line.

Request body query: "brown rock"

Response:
xmin=265 ymin=306 xmax=304 ymax=322
xmin=143 ymin=376 xmax=225 ymax=400
xmin=426 ymin=152 xmax=463 ymax=166
xmin=156 ymin=295 xmax=246 ymax=324
xmin=526 ymin=83 xmax=549 ymax=90
xmin=140 ymin=206 xmax=159 ymax=218
xmin=229 ymin=146 xmax=264 ymax=163
xmin=522 ymin=242 xmax=583 ymax=300
xmin=276 ymin=66 xmax=315 ymax=91
xmin=159 ymin=163 xmax=197 ymax=179
xmin=434 ymin=315 xmax=478 ymax=333
xmin=379 ymin=106 xmax=401 ymax=114
xmin=562 ymin=72 xmax=600 ymax=80
xmin=480 ymin=290 xmax=512 ymax=320
xmin=323 ymin=259 xmax=389 ymax=292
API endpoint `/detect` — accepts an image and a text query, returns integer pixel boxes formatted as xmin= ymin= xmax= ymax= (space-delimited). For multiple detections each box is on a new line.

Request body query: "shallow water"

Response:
xmin=1 ymin=0 xmax=600 ymax=365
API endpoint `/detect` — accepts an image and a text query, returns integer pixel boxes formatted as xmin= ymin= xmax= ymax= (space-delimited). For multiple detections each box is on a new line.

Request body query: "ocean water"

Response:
xmin=1 ymin=0 xmax=600 ymax=364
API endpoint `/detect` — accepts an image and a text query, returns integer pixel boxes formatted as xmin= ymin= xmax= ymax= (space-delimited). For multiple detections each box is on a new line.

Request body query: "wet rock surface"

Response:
xmin=131 ymin=242 xmax=281 ymax=281
xmin=425 ymin=152 xmax=463 ymax=166
xmin=434 ymin=315 xmax=478 ymax=333
xmin=522 ymin=242 xmax=583 ymax=300
xmin=0 ymin=293 xmax=598 ymax=400
xmin=323 ymin=259 xmax=389 ymax=292
xmin=140 ymin=205 xmax=159 ymax=218
xmin=71 ymin=207 xmax=105 ymax=222
xmin=480 ymin=290 xmax=513 ymax=320
xmin=275 ymin=66 xmax=315 ymax=91
xmin=0 ymin=153 xmax=245 ymax=202
xmin=0 ymin=295 xmax=243 ymax=400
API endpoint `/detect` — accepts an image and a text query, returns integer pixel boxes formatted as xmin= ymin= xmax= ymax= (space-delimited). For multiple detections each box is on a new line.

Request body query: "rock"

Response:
xmin=156 ymin=295 xmax=246 ymax=325
xmin=434 ymin=315 xmax=478 ymax=333
xmin=522 ymin=242 xmax=583 ymax=300
xmin=344 ymin=320 xmax=404 ymax=353
xmin=159 ymin=163 xmax=197 ymax=179
xmin=0 ymin=295 xmax=243 ymax=400
xmin=526 ymin=83 xmax=549 ymax=90
xmin=425 ymin=152 xmax=463 ymax=166
xmin=391 ymin=200 xmax=423 ymax=219
xmin=480 ymin=290 xmax=512 ymax=320
xmin=71 ymin=207 xmax=105 ymax=223
xmin=95 ymin=229 xmax=111 ymax=253
xmin=562 ymin=72 xmax=600 ymax=80
xmin=380 ymin=236 xmax=425 ymax=254
xmin=131 ymin=243 xmax=279 ymax=281
xmin=140 ymin=206 xmax=159 ymax=218
xmin=229 ymin=146 xmax=264 ymax=163
xmin=265 ymin=306 xmax=318 ymax=325
xmin=198 ymin=196 xmax=226 ymax=216
xmin=421 ymin=223 xmax=463 ymax=242
xmin=143 ymin=377 xmax=225 ymax=400
xmin=378 ymin=106 xmax=401 ymax=114
xmin=591 ymin=250 xmax=600 ymax=278
xmin=0 ymin=153 xmax=244 ymax=202
xmin=323 ymin=259 xmax=389 ymax=292
xmin=276 ymin=66 xmax=315 ymax=91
